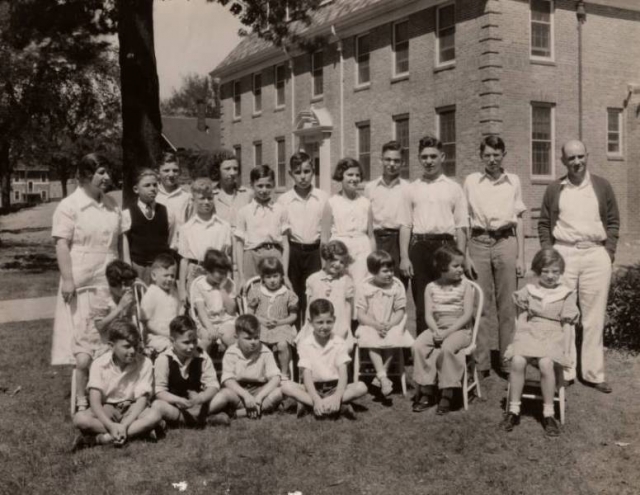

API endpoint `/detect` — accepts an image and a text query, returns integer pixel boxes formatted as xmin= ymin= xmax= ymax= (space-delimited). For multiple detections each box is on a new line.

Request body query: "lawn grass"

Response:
xmin=0 ymin=270 xmax=59 ymax=301
xmin=1 ymin=320 xmax=639 ymax=495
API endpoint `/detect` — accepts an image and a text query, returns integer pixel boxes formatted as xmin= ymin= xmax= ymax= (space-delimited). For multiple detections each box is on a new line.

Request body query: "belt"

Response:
xmin=253 ymin=242 xmax=282 ymax=251
xmin=290 ymin=240 xmax=321 ymax=252
xmin=374 ymin=228 xmax=400 ymax=236
xmin=555 ymin=239 xmax=604 ymax=249
xmin=471 ymin=226 xmax=516 ymax=238
xmin=412 ymin=233 xmax=454 ymax=242
xmin=185 ymin=257 xmax=203 ymax=266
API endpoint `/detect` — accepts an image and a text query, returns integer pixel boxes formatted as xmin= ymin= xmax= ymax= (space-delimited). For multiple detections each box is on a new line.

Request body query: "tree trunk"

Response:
xmin=117 ymin=0 xmax=163 ymax=208
xmin=61 ymin=177 xmax=68 ymax=198
xmin=0 ymin=140 xmax=11 ymax=209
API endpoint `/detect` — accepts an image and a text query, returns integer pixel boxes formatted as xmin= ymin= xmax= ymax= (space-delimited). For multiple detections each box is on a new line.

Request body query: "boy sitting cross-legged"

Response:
xmin=282 ymin=299 xmax=367 ymax=420
xmin=208 ymin=314 xmax=283 ymax=419
xmin=73 ymin=318 xmax=162 ymax=450
xmin=152 ymin=315 xmax=228 ymax=427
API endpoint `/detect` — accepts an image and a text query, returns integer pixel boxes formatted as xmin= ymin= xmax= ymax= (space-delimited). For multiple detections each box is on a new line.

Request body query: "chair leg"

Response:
xmin=353 ymin=345 xmax=360 ymax=383
xmin=462 ymin=365 xmax=469 ymax=411
xmin=505 ymin=383 xmax=511 ymax=414
xmin=70 ymin=368 xmax=77 ymax=417
xmin=559 ymin=386 xmax=566 ymax=425
xmin=474 ymin=363 xmax=481 ymax=398
xmin=398 ymin=349 xmax=407 ymax=397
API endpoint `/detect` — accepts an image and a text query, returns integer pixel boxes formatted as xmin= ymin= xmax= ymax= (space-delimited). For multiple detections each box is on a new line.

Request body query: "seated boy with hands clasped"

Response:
xmin=73 ymin=318 xmax=162 ymax=450
xmin=152 ymin=315 xmax=228 ymax=427
xmin=282 ymin=299 xmax=367 ymax=420
xmin=209 ymin=315 xmax=283 ymax=419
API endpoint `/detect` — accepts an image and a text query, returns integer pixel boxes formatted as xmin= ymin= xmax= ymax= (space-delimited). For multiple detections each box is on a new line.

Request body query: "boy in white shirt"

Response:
xmin=156 ymin=151 xmax=191 ymax=246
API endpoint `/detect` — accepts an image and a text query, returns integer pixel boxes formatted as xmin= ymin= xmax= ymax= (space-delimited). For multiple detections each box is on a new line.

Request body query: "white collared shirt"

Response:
xmin=364 ymin=176 xmax=411 ymax=230
xmin=213 ymin=186 xmax=253 ymax=228
xmin=553 ymin=172 xmax=606 ymax=243
xmin=156 ymin=185 xmax=191 ymax=234
xmin=221 ymin=344 xmax=280 ymax=384
xmin=234 ymin=200 xmax=286 ymax=250
xmin=278 ymin=187 xmax=328 ymax=244
xmin=87 ymin=351 xmax=153 ymax=404
xmin=404 ymin=174 xmax=469 ymax=234
xmin=297 ymin=333 xmax=351 ymax=382
xmin=177 ymin=214 xmax=232 ymax=261
xmin=464 ymin=171 xmax=527 ymax=230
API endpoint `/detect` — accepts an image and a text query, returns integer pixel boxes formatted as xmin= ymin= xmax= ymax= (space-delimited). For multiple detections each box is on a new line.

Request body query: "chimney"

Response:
xmin=196 ymin=99 xmax=207 ymax=132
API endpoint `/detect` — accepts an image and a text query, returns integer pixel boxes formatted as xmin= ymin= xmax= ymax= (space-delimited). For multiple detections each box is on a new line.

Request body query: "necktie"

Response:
xmin=145 ymin=204 xmax=153 ymax=220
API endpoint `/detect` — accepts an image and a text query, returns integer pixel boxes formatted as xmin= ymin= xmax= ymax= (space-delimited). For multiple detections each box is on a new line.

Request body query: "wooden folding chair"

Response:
xmin=461 ymin=279 xmax=484 ymax=410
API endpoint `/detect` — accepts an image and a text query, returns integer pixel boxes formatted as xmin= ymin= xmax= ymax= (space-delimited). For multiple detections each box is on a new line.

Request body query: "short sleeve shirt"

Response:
xmin=277 ymin=187 xmax=328 ymax=243
xmin=297 ymin=333 xmax=351 ymax=382
xmin=464 ymin=171 xmax=527 ymax=230
xmin=153 ymin=348 xmax=219 ymax=394
xmin=356 ymin=278 xmax=406 ymax=323
xmin=87 ymin=351 xmax=153 ymax=404
xmin=140 ymin=284 xmax=181 ymax=339
xmin=177 ymin=214 xmax=232 ymax=261
xmin=234 ymin=200 xmax=287 ymax=249
xmin=221 ymin=344 xmax=281 ymax=384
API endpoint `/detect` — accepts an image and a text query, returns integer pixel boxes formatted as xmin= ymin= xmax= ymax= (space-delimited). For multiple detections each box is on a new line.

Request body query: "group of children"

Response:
xmin=70 ymin=147 xmax=579 ymax=448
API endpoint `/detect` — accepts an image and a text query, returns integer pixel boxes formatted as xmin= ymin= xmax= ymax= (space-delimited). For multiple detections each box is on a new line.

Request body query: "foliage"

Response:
xmin=160 ymin=73 xmax=220 ymax=119
xmin=605 ymin=263 xmax=640 ymax=353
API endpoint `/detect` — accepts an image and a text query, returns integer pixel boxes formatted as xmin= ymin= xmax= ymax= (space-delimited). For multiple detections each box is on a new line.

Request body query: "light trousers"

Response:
xmin=411 ymin=329 xmax=471 ymax=389
xmin=554 ymin=244 xmax=612 ymax=384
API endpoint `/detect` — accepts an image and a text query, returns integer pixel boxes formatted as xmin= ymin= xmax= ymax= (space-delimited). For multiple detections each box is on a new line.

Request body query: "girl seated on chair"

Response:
xmin=411 ymin=246 xmax=474 ymax=415
xmin=190 ymin=249 xmax=237 ymax=355
xmin=502 ymin=248 xmax=578 ymax=437
xmin=246 ymin=257 xmax=298 ymax=381
xmin=356 ymin=250 xmax=414 ymax=398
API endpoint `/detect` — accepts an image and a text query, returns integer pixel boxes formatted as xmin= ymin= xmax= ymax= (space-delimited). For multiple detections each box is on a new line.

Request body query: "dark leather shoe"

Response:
xmin=412 ymin=395 xmax=435 ymax=413
xmin=591 ymin=381 xmax=612 ymax=394
xmin=543 ymin=416 xmax=561 ymax=437
xmin=501 ymin=412 xmax=520 ymax=432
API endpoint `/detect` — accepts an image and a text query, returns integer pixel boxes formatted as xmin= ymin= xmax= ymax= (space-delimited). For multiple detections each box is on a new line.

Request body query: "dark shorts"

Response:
xmin=313 ymin=380 xmax=338 ymax=398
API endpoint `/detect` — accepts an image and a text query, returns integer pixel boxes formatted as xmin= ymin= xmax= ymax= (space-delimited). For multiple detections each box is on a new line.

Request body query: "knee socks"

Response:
xmin=508 ymin=401 xmax=521 ymax=415
xmin=543 ymin=403 xmax=555 ymax=418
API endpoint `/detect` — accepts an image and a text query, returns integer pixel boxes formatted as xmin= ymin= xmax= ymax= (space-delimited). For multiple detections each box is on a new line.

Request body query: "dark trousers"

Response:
xmin=409 ymin=236 xmax=456 ymax=335
xmin=288 ymin=241 xmax=321 ymax=329
xmin=373 ymin=229 xmax=408 ymax=289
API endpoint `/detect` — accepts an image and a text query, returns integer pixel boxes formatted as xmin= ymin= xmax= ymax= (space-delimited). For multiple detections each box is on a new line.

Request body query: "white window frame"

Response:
xmin=233 ymin=80 xmax=241 ymax=119
xmin=311 ymin=51 xmax=324 ymax=98
xmin=253 ymin=73 xmax=262 ymax=115
xmin=356 ymin=121 xmax=371 ymax=181
xmin=253 ymin=141 xmax=263 ymax=167
xmin=355 ymin=32 xmax=371 ymax=87
xmin=530 ymin=102 xmax=556 ymax=179
xmin=393 ymin=114 xmax=410 ymax=179
xmin=437 ymin=106 xmax=456 ymax=176
xmin=275 ymin=137 xmax=287 ymax=188
xmin=275 ymin=64 xmax=286 ymax=109
xmin=530 ymin=0 xmax=554 ymax=62
xmin=607 ymin=108 xmax=624 ymax=157
xmin=436 ymin=2 xmax=456 ymax=67
xmin=392 ymin=19 xmax=409 ymax=77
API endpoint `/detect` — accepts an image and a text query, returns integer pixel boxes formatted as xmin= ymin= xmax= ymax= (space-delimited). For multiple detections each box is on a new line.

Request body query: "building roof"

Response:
xmin=161 ymin=116 xmax=220 ymax=152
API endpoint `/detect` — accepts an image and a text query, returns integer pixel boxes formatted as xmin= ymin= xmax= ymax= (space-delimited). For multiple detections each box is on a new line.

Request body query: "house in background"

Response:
xmin=211 ymin=0 xmax=640 ymax=239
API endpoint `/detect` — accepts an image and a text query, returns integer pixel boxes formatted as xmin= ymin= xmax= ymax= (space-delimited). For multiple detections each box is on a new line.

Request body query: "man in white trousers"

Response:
xmin=538 ymin=140 xmax=619 ymax=393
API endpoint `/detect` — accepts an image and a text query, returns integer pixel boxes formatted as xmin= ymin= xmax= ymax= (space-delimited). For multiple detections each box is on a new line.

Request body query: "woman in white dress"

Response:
xmin=322 ymin=158 xmax=375 ymax=316
xmin=51 ymin=153 xmax=129 ymax=366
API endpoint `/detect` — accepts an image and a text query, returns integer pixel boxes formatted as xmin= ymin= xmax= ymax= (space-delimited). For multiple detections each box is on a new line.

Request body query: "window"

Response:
xmin=438 ymin=108 xmax=456 ymax=176
xmin=393 ymin=20 xmax=409 ymax=76
xmin=356 ymin=122 xmax=371 ymax=181
xmin=531 ymin=103 xmax=554 ymax=177
xmin=14 ymin=190 xmax=19 ymax=201
xmin=233 ymin=145 xmax=242 ymax=179
xmin=312 ymin=51 xmax=323 ymax=97
xmin=233 ymin=80 xmax=241 ymax=119
xmin=254 ymin=141 xmax=263 ymax=167
xmin=356 ymin=33 xmax=370 ymax=86
xmin=276 ymin=138 xmax=287 ymax=187
xmin=253 ymin=73 xmax=262 ymax=114
xmin=531 ymin=0 xmax=553 ymax=59
xmin=41 ymin=191 xmax=47 ymax=201
xmin=607 ymin=108 xmax=623 ymax=156
xmin=275 ymin=64 xmax=286 ymax=108
xmin=437 ymin=4 xmax=455 ymax=65
xmin=394 ymin=114 xmax=410 ymax=179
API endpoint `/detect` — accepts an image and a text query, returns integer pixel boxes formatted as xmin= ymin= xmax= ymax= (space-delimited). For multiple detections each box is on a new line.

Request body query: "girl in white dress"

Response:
xmin=322 ymin=158 xmax=375 ymax=314
xmin=51 ymin=154 xmax=129 ymax=367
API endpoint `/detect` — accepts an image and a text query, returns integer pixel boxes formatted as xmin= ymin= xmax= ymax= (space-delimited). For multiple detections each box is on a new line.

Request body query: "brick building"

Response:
xmin=211 ymin=0 xmax=640 ymax=238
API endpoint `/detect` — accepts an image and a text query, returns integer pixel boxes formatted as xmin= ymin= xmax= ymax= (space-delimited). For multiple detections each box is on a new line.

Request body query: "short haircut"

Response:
xmin=134 ymin=168 xmax=158 ymax=186
xmin=159 ymin=151 xmax=178 ymax=166
xmin=531 ymin=248 xmax=565 ymax=276
xmin=332 ymin=157 xmax=363 ymax=182
xmin=169 ymin=315 xmax=197 ymax=339
xmin=258 ymin=256 xmax=284 ymax=277
xmin=480 ymin=135 xmax=506 ymax=154
xmin=433 ymin=245 xmax=465 ymax=274
xmin=192 ymin=149 xmax=237 ymax=181
xmin=381 ymin=140 xmax=402 ymax=154
xmin=235 ymin=314 xmax=260 ymax=337
xmin=108 ymin=318 xmax=141 ymax=346
xmin=202 ymin=248 xmax=232 ymax=273
xmin=190 ymin=177 xmax=215 ymax=197
xmin=76 ymin=153 xmax=109 ymax=182
xmin=367 ymin=250 xmax=395 ymax=274
xmin=249 ymin=164 xmax=275 ymax=184
xmin=289 ymin=151 xmax=311 ymax=171
xmin=320 ymin=240 xmax=354 ymax=265
xmin=105 ymin=260 xmax=137 ymax=288
xmin=418 ymin=135 xmax=443 ymax=154
xmin=151 ymin=253 xmax=176 ymax=271
xmin=309 ymin=298 xmax=335 ymax=319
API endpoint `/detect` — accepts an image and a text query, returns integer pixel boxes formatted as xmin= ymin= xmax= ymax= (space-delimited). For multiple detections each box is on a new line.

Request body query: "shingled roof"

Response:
xmin=161 ymin=116 xmax=220 ymax=152
xmin=212 ymin=0 xmax=386 ymax=76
